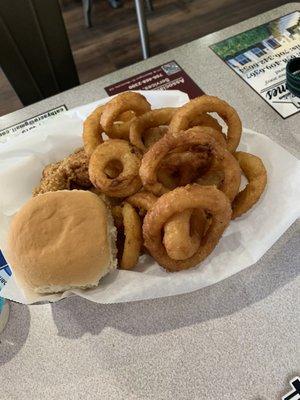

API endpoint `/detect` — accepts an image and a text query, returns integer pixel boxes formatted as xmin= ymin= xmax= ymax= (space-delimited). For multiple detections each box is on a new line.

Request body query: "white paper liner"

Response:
xmin=0 ymin=90 xmax=299 ymax=304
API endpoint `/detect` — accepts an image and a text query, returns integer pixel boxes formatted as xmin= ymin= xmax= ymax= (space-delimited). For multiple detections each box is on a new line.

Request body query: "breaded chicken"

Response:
xmin=33 ymin=148 xmax=91 ymax=196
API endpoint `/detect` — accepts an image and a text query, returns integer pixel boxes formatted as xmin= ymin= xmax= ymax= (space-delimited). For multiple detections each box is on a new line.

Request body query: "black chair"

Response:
xmin=83 ymin=0 xmax=121 ymax=27
xmin=0 ymin=0 xmax=79 ymax=107
xmin=82 ymin=0 xmax=153 ymax=26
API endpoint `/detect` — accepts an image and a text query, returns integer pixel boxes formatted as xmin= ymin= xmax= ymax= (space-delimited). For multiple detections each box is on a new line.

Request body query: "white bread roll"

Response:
xmin=5 ymin=190 xmax=117 ymax=294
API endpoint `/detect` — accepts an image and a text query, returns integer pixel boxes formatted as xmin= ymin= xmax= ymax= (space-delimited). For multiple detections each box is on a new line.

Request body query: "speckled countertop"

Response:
xmin=0 ymin=4 xmax=299 ymax=399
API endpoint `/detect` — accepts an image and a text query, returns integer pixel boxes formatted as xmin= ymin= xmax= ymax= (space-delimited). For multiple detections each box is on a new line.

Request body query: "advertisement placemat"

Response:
xmin=210 ymin=12 xmax=300 ymax=118
xmin=0 ymin=105 xmax=67 ymax=143
xmin=105 ymin=60 xmax=204 ymax=99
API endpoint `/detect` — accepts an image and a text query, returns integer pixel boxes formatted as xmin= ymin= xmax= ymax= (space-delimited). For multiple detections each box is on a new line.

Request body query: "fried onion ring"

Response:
xmin=190 ymin=125 xmax=227 ymax=148
xmin=83 ymin=106 xmax=139 ymax=155
xmin=100 ymin=92 xmax=151 ymax=138
xmin=89 ymin=139 xmax=142 ymax=197
xmin=232 ymin=151 xmax=267 ymax=219
xmin=108 ymin=121 xmax=132 ymax=140
xmin=129 ymin=108 xmax=177 ymax=151
xmin=143 ymin=185 xmax=232 ymax=271
xmin=112 ymin=203 xmax=143 ymax=270
xmin=140 ymin=127 xmax=241 ymax=200
xmin=126 ymin=191 xmax=158 ymax=216
xmin=158 ymin=151 xmax=210 ymax=188
xmin=157 ymin=153 xmax=208 ymax=190
xmin=196 ymin=158 xmax=224 ymax=188
xmin=143 ymin=126 xmax=169 ymax=149
xmin=169 ymin=95 xmax=242 ymax=152
xmin=83 ymin=105 xmax=105 ymax=157
xmin=156 ymin=166 xmax=179 ymax=190
xmin=192 ymin=113 xmax=223 ymax=133
xmin=118 ymin=110 xmax=136 ymax=122
xmin=163 ymin=208 xmax=208 ymax=260
xmin=109 ymin=110 xmax=138 ymax=140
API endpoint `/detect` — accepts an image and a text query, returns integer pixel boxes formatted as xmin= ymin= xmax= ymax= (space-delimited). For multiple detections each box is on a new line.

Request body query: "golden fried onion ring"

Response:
xmin=83 ymin=105 xmax=105 ymax=157
xmin=129 ymin=108 xmax=177 ymax=152
xmin=158 ymin=150 xmax=210 ymax=188
xmin=100 ymin=92 xmax=151 ymax=138
xmin=121 ymin=203 xmax=142 ymax=269
xmin=190 ymin=125 xmax=226 ymax=148
xmin=127 ymin=191 xmax=207 ymax=263
xmin=232 ymin=151 xmax=267 ymax=219
xmin=192 ymin=113 xmax=223 ymax=133
xmin=89 ymin=139 xmax=142 ymax=197
xmin=143 ymin=126 xmax=168 ymax=149
xmin=196 ymin=158 xmax=224 ymax=188
xmin=143 ymin=185 xmax=232 ymax=271
xmin=126 ymin=191 xmax=158 ymax=216
xmin=111 ymin=203 xmax=142 ymax=269
xmin=83 ymin=106 xmax=141 ymax=156
xmin=169 ymin=95 xmax=242 ymax=152
xmin=140 ymin=127 xmax=241 ymax=200
xmin=163 ymin=208 xmax=208 ymax=260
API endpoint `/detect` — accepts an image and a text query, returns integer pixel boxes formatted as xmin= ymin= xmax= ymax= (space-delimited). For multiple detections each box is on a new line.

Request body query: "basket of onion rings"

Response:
xmin=1 ymin=89 xmax=300 ymax=305
xmin=33 ymin=91 xmax=268 ymax=272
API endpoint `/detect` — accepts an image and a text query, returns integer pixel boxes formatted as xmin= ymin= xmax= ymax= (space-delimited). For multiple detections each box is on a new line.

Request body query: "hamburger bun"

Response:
xmin=5 ymin=190 xmax=117 ymax=294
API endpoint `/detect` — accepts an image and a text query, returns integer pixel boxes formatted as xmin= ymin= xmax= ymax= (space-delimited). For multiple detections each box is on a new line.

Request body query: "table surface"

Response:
xmin=1 ymin=3 xmax=299 ymax=399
